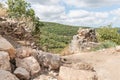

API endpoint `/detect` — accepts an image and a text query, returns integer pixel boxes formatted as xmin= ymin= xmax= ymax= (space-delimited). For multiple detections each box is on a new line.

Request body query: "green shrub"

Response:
xmin=97 ymin=25 xmax=120 ymax=45
xmin=92 ymin=40 xmax=117 ymax=51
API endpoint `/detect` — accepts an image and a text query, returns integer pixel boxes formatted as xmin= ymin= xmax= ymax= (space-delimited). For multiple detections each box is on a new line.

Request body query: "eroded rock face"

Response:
xmin=59 ymin=66 xmax=98 ymax=80
xmin=37 ymin=51 xmax=61 ymax=70
xmin=0 ymin=70 xmax=19 ymax=80
xmin=0 ymin=51 xmax=11 ymax=71
xmin=0 ymin=36 xmax=16 ymax=59
xmin=14 ymin=67 xmax=30 ymax=80
xmin=16 ymin=56 xmax=41 ymax=76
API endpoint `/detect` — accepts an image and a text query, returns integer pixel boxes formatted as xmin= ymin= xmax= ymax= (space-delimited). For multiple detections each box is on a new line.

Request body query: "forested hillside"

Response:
xmin=37 ymin=22 xmax=79 ymax=53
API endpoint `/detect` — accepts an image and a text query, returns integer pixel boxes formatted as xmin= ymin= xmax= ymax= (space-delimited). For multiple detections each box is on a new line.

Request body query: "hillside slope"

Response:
xmin=37 ymin=22 xmax=80 ymax=53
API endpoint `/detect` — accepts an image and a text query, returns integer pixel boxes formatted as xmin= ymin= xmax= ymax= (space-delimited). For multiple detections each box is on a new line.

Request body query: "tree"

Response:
xmin=7 ymin=0 xmax=43 ymax=33
xmin=7 ymin=0 xmax=33 ymax=18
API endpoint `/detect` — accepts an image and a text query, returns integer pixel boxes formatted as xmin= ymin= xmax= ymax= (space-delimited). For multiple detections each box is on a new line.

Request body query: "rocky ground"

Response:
xmin=0 ymin=17 xmax=120 ymax=80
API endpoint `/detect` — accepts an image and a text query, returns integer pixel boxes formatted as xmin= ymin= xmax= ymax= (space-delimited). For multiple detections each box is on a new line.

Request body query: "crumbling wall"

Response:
xmin=69 ymin=28 xmax=98 ymax=54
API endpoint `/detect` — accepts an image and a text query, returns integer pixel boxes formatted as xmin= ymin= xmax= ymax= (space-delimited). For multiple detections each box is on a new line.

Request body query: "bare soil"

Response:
xmin=63 ymin=47 xmax=120 ymax=80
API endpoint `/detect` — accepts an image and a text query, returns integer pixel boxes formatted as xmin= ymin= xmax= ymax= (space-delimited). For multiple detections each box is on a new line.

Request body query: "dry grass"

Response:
xmin=0 ymin=8 xmax=7 ymax=17
xmin=61 ymin=46 xmax=73 ymax=56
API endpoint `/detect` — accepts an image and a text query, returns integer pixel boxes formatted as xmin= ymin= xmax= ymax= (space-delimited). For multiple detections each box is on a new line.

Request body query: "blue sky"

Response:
xmin=1 ymin=0 xmax=120 ymax=27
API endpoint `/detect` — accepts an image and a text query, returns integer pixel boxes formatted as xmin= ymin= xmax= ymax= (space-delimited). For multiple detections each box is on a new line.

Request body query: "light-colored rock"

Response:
xmin=0 ymin=36 xmax=16 ymax=59
xmin=0 ymin=70 xmax=19 ymax=80
xmin=16 ymin=46 xmax=32 ymax=58
xmin=37 ymin=51 xmax=61 ymax=70
xmin=33 ymin=74 xmax=57 ymax=80
xmin=72 ymin=62 xmax=95 ymax=71
xmin=68 ymin=28 xmax=98 ymax=54
xmin=59 ymin=66 xmax=97 ymax=80
xmin=14 ymin=67 xmax=30 ymax=80
xmin=0 ymin=51 xmax=11 ymax=71
xmin=17 ymin=41 xmax=31 ymax=46
xmin=115 ymin=46 xmax=120 ymax=52
xmin=16 ymin=56 xmax=41 ymax=76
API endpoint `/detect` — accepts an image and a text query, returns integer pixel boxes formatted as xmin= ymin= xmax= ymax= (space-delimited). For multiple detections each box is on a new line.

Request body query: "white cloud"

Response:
xmin=63 ymin=0 xmax=120 ymax=8
xmin=31 ymin=4 xmax=65 ymax=22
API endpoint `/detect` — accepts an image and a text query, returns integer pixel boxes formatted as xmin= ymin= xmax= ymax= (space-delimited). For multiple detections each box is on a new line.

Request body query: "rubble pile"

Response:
xmin=0 ymin=17 xmax=35 ymax=48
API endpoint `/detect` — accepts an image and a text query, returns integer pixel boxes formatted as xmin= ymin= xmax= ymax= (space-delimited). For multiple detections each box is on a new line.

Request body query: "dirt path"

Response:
xmin=63 ymin=48 xmax=120 ymax=80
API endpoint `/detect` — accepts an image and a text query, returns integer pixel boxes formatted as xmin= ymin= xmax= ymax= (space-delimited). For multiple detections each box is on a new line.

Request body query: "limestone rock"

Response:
xmin=0 ymin=51 xmax=11 ymax=71
xmin=16 ymin=46 xmax=32 ymax=58
xmin=14 ymin=67 xmax=30 ymax=80
xmin=59 ymin=66 xmax=98 ymax=80
xmin=16 ymin=56 xmax=41 ymax=76
xmin=0 ymin=70 xmax=19 ymax=80
xmin=0 ymin=36 xmax=16 ymax=59
xmin=37 ymin=51 xmax=61 ymax=70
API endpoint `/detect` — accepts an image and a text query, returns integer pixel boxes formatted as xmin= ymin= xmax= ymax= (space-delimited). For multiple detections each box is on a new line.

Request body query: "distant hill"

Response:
xmin=37 ymin=22 xmax=85 ymax=53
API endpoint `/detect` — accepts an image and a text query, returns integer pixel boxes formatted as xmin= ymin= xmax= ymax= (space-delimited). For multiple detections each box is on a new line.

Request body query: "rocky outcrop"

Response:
xmin=0 ymin=51 xmax=11 ymax=71
xmin=14 ymin=67 xmax=30 ymax=80
xmin=0 ymin=70 xmax=19 ymax=80
xmin=59 ymin=66 xmax=98 ymax=80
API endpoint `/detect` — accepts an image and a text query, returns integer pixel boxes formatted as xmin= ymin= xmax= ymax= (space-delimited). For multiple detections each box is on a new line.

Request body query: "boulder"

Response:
xmin=0 ymin=70 xmax=19 ymax=80
xmin=37 ymin=51 xmax=61 ymax=70
xmin=16 ymin=56 xmax=41 ymax=76
xmin=16 ymin=46 xmax=32 ymax=58
xmin=0 ymin=51 xmax=11 ymax=71
xmin=0 ymin=36 xmax=16 ymax=59
xmin=59 ymin=66 xmax=98 ymax=80
xmin=14 ymin=67 xmax=30 ymax=80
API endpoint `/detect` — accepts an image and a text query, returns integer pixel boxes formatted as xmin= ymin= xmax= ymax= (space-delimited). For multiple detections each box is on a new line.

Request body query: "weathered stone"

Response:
xmin=0 ymin=36 xmax=16 ymax=59
xmin=59 ymin=66 xmax=98 ymax=80
xmin=14 ymin=67 xmax=30 ymax=80
xmin=33 ymin=74 xmax=57 ymax=80
xmin=16 ymin=56 xmax=41 ymax=76
xmin=16 ymin=46 xmax=32 ymax=58
xmin=72 ymin=62 xmax=95 ymax=71
xmin=0 ymin=70 xmax=19 ymax=80
xmin=37 ymin=51 xmax=61 ymax=70
xmin=68 ymin=28 xmax=98 ymax=54
xmin=0 ymin=51 xmax=11 ymax=71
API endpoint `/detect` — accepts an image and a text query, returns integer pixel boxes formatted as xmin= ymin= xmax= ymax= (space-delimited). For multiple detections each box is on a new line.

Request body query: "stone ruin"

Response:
xmin=0 ymin=17 xmax=98 ymax=80
xmin=69 ymin=28 xmax=99 ymax=54
xmin=0 ymin=17 xmax=37 ymax=49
